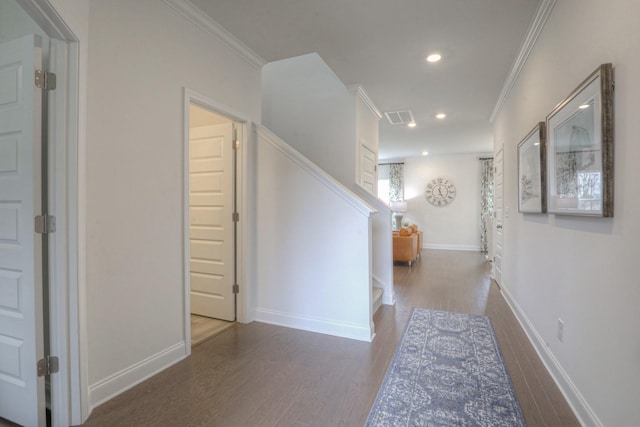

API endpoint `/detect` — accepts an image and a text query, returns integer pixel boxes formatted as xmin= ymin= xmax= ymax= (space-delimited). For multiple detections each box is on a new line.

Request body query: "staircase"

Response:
xmin=254 ymin=125 xmax=377 ymax=341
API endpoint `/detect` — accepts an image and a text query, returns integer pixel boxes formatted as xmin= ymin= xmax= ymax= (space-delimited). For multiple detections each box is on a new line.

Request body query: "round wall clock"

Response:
xmin=425 ymin=178 xmax=456 ymax=206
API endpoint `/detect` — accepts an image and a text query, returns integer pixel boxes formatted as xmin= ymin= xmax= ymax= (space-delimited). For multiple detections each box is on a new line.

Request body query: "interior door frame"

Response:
xmin=14 ymin=0 xmax=84 ymax=425
xmin=183 ymin=88 xmax=247 ymax=354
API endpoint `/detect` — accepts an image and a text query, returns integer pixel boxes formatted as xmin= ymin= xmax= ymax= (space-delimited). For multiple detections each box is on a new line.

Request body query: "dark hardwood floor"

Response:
xmin=81 ymin=250 xmax=579 ymax=426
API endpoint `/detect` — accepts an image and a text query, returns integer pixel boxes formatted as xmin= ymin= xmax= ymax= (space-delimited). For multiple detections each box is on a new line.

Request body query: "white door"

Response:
xmin=360 ymin=144 xmax=377 ymax=194
xmin=0 ymin=35 xmax=46 ymax=426
xmin=493 ymin=149 xmax=504 ymax=286
xmin=189 ymin=123 xmax=235 ymax=321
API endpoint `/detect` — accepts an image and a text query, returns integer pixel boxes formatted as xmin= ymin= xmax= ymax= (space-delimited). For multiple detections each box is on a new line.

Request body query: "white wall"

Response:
xmin=262 ymin=53 xmax=357 ymax=187
xmin=403 ymin=154 xmax=488 ymax=251
xmin=493 ymin=1 xmax=640 ymax=425
xmin=255 ymin=127 xmax=374 ymax=341
xmin=84 ymin=0 xmax=261 ymax=410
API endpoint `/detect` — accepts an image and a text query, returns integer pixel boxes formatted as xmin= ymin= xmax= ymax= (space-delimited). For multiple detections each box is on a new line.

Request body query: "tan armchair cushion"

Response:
xmin=393 ymin=233 xmax=418 ymax=264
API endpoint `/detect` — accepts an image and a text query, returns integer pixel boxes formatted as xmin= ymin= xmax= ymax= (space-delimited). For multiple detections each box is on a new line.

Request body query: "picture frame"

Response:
xmin=518 ymin=122 xmax=546 ymax=213
xmin=546 ymin=63 xmax=614 ymax=217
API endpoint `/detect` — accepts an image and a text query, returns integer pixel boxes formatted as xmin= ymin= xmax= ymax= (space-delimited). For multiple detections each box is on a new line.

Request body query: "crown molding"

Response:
xmin=489 ymin=0 xmax=557 ymax=123
xmin=162 ymin=0 xmax=265 ymax=69
xmin=348 ymin=84 xmax=382 ymax=119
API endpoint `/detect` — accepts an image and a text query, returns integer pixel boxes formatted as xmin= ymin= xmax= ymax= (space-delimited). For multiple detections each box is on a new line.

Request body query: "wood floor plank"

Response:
xmin=82 ymin=250 xmax=580 ymax=427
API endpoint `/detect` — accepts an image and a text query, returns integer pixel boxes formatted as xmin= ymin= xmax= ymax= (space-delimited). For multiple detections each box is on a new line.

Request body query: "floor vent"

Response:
xmin=384 ymin=110 xmax=414 ymax=125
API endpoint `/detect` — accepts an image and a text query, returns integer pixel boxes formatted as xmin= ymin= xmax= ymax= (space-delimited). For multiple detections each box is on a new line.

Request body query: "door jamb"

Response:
xmin=16 ymin=0 xmax=85 ymax=425
xmin=183 ymin=88 xmax=247 ymax=354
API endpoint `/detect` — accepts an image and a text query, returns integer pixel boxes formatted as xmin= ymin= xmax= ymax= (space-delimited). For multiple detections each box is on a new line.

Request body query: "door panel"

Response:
xmin=189 ymin=123 xmax=234 ymax=321
xmin=0 ymin=35 xmax=45 ymax=427
xmin=360 ymin=143 xmax=377 ymax=194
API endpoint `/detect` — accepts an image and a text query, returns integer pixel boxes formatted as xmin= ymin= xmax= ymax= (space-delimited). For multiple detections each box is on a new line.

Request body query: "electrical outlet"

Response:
xmin=557 ymin=318 xmax=564 ymax=342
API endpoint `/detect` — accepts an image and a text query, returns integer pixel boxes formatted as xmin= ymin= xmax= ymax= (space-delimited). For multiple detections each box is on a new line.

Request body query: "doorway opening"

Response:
xmin=185 ymin=102 xmax=240 ymax=347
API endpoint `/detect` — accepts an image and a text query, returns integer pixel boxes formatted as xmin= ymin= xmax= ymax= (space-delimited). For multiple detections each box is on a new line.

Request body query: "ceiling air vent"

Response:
xmin=384 ymin=110 xmax=415 ymax=125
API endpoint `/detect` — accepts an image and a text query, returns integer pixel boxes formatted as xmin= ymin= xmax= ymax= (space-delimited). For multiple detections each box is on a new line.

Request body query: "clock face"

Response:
xmin=425 ymin=178 xmax=456 ymax=206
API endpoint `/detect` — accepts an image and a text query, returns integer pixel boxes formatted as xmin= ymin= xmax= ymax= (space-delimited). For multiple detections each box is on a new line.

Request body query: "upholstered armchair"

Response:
xmin=408 ymin=224 xmax=423 ymax=257
xmin=392 ymin=227 xmax=418 ymax=266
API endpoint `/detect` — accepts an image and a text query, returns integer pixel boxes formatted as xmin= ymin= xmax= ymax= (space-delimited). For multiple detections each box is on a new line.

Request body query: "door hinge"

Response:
xmin=232 ymin=212 xmax=239 ymax=222
xmin=35 ymin=215 xmax=56 ymax=234
xmin=35 ymin=70 xmax=56 ymax=90
xmin=232 ymin=284 xmax=239 ymax=294
xmin=37 ymin=355 xmax=59 ymax=377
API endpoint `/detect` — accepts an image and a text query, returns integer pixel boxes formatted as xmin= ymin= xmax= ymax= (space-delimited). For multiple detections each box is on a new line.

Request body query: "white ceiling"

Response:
xmin=190 ymin=0 xmax=542 ymax=160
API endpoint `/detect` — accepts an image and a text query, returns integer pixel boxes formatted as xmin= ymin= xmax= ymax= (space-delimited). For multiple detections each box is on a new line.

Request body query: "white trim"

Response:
xmin=182 ymin=95 xmax=192 ymax=354
xmin=489 ymin=0 xmax=557 ymax=122
xmin=347 ymin=84 xmax=382 ymax=119
xmin=500 ymin=285 xmax=602 ymax=427
xmin=185 ymin=88 xmax=249 ymax=123
xmin=423 ymin=244 xmax=482 ymax=252
xmin=16 ymin=1 xmax=84 ymax=425
xmin=256 ymin=125 xmax=376 ymax=217
xmin=88 ymin=342 xmax=187 ymax=410
xmin=255 ymin=308 xmax=374 ymax=342
xmin=162 ymin=0 xmax=265 ymax=69
xmin=237 ymin=113 xmax=251 ymax=324
xmin=47 ymin=38 xmax=72 ymax=427
xmin=183 ymin=89 xmax=250 ymax=351
xmin=16 ymin=0 xmax=76 ymax=39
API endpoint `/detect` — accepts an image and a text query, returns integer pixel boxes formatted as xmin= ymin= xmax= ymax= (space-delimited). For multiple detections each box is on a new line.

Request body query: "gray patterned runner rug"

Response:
xmin=365 ymin=308 xmax=526 ymax=426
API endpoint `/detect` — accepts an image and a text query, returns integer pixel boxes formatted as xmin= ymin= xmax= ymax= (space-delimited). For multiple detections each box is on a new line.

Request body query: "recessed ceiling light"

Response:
xmin=426 ymin=53 xmax=442 ymax=63
xmin=534 ymin=142 xmax=540 ymax=146
xmin=579 ymin=104 xmax=590 ymax=109
xmin=422 ymin=151 xmax=429 ymax=156
xmin=436 ymin=113 xmax=447 ymax=119
xmin=408 ymin=121 xmax=417 ymax=128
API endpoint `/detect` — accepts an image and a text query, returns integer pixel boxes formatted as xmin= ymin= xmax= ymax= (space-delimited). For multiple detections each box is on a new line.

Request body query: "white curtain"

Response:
xmin=480 ymin=158 xmax=494 ymax=253
xmin=389 ymin=163 xmax=404 ymax=202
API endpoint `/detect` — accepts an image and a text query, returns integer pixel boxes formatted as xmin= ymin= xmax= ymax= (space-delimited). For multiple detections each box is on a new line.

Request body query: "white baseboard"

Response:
xmin=88 ymin=342 xmax=187 ymax=411
xmin=255 ymin=308 xmax=373 ymax=342
xmin=500 ymin=286 xmax=603 ymax=427
xmin=423 ymin=244 xmax=481 ymax=251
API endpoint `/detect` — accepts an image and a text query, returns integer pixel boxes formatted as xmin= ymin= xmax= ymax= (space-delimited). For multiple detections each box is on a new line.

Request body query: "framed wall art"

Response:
xmin=518 ymin=122 xmax=546 ymax=213
xmin=546 ymin=63 xmax=614 ymax=217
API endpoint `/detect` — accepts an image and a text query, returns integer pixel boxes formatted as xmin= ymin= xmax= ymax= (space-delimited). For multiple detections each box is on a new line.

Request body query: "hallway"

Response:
xmin=81 ymin=250 xmax=579 ymax=426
